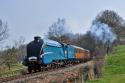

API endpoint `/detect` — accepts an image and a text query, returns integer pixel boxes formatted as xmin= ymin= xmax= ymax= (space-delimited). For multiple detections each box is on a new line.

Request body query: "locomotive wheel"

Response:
xmin=28 ymin=66 xmax=32 ymax=73
xmin=37 ymin=65 xmax=41 ymax=72
xmin=33 ymin=66 xmax=37 ymax=72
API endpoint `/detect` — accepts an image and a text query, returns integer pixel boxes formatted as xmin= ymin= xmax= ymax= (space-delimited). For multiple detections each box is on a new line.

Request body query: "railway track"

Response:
xmin=0 ymin=61 xmax=88 ymax=83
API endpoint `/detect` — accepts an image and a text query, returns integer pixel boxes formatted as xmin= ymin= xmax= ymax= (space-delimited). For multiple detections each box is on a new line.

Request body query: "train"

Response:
xmin=22 ymin=38 xmax=90 ymax=73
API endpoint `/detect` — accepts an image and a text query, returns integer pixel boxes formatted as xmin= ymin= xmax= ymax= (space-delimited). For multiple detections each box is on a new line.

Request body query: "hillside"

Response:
xmin=87 ymin=45 xmax=125 ymax=83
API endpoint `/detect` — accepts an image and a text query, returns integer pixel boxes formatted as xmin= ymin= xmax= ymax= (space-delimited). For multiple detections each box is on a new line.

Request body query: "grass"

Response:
xmin=0 ymin=63 xmax=26 ymax=77
xmin=87 ymin=45 xmax=125 ymax=83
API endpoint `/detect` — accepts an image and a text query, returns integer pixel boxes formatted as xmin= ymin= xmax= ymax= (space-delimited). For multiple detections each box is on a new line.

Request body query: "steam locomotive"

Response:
xmin=23 ymin=38 xmax=90 ymax=73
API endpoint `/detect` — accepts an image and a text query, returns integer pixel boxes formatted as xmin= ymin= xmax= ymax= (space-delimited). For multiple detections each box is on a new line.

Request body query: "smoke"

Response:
xmin=90 ymin=22 xmax=117 ymax=45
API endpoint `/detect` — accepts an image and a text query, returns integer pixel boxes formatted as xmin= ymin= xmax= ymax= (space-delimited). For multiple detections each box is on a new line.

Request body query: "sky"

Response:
xmin=0 ymin=0 xmax=125 ymax=48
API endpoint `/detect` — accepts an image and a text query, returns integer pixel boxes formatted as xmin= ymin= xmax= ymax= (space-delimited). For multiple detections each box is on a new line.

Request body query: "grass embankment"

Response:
xmin=0 ymin=63 xmax=26 ymax=77
xmin=87 ymin=45 xmax=125 ymax=83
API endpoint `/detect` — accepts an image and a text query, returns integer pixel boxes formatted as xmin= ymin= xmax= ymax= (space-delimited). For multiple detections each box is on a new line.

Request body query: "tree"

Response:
xmin=93 ymin=10 xmax=125 ymax=37
xmin=80 ymin=32 xmax=96 ymax=52
xmin=0 ymin=19 xmax=9 ymax=70
xmin=0 ymin=37 xmax=26 ymax=70
xmin=0 ymin=46 xmax=18 ymax=70
xmin=0 ymin=19 xmax=8 ymax=42
xmin=14 ymin=36 xmax=26 ymax=61
xmin=47 ymin=18 xmax=72 ymax=43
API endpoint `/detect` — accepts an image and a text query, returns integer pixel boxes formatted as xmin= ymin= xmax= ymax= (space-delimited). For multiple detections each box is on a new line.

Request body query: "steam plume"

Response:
xmin=90 ymin=22 xmax=117 ymax=45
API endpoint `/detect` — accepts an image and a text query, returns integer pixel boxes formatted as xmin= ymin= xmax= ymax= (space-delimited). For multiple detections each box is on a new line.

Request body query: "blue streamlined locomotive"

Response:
xmin=23 ymin=38 xmax=90 ymax=73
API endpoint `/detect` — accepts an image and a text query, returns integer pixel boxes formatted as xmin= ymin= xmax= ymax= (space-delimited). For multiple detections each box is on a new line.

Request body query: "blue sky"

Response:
xmin=0 ymin=0 xmax=125 ymax=48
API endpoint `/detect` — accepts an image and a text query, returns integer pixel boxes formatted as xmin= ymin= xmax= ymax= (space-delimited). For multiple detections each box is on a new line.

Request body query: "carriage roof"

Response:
xmin=72 ymin=45 xmax=90 ymax=52
xmin=43 ymin=39 xmax=90 ymax=52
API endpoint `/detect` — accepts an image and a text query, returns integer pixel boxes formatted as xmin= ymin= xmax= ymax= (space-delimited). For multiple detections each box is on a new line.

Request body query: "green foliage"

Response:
xmin=87 ymin=45 xmax=125 ymax=83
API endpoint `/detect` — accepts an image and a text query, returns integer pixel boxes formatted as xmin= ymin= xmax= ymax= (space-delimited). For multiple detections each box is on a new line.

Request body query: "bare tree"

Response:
xmin=93 ymin=10 xmax=125 ymax=37
xmin=0 ymin=37 xmax=26 ymax=70
xmin=14 ymin=36 xmax=26 ymax=61
xmin=47 ymin=18 xmax=72 ymax=43
xmin=0 ymin=19 xmax=8 ymax=42
xmin=80 ymin=32 xmax=96 ymax=52
xmin=0 ymin=19 xmax=9 ymax=70
xmin=0 ymin=46 xmax=18 ymax=70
